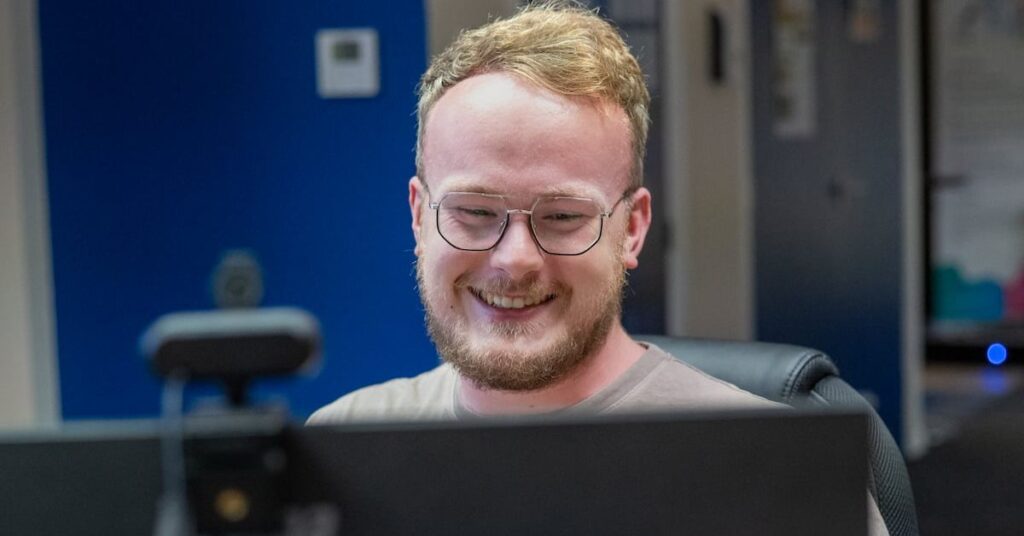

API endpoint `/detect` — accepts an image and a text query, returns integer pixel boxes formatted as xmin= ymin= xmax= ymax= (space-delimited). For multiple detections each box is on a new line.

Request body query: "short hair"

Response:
xmin=416 ymin=1 xmax=651 ymax=190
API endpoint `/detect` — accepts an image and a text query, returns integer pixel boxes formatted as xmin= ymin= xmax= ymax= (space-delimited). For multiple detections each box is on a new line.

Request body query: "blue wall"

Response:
xmin=38 ymin=1 xmax=435 ymax=419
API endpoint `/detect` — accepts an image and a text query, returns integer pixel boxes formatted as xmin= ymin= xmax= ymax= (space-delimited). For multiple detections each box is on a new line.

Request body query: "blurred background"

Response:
xmin=1 ymin=0 xmax=1022 ymax=532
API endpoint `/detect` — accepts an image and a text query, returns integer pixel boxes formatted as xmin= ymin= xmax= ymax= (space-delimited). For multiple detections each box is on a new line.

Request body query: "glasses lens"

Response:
xmin=532 ymin=197 xmax=604 ymax=254
xmin=437 ymin=193 xmax=507 ymax=250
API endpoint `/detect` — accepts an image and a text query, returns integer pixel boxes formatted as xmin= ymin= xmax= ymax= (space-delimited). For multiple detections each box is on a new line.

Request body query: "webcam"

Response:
xmin=141 ymin=307 xmax=320 ymax=406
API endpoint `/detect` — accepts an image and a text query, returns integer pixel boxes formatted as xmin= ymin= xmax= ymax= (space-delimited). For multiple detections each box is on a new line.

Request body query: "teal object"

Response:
xmin=932 ymin=265 xmax=1004 ymax=321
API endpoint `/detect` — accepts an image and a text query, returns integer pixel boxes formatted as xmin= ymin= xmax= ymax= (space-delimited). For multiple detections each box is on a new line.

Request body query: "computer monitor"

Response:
xmin=0 ymin=409 xmax=867 ymax=535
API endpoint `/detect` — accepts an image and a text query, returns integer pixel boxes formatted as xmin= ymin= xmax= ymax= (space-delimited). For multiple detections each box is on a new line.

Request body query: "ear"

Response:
xmin=409 ymin=176 xmax=427 ymax=257
xmin=621 ymin=187 xmax=652 ymax=270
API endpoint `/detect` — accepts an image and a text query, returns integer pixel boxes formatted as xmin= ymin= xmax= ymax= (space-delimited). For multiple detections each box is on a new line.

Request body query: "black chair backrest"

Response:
xmin=639 ymin=335 xmax=919 ymax=536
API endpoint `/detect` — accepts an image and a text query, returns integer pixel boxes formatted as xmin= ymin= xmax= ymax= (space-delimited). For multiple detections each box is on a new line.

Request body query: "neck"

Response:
xmin=457 ymin=322 xmax=646 ymax=416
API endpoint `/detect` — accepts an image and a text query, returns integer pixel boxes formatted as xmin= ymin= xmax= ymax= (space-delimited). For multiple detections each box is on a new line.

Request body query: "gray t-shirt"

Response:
xmin=307 ymin=343 xmax=779 ymax=424
xmin=307 ymin=342 xmax=889 ymax=535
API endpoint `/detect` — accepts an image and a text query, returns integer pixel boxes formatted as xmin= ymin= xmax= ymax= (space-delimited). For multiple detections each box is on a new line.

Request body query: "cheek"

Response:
xmin=585 ymin=243 xmax=626 ymax=294
xmin=420 ymin=240 xmax=474 ymax=293
xmin=557 ymin=250 xmax=619 ymax=293
xmin=604 ymin=219 xmax=630 ymax=256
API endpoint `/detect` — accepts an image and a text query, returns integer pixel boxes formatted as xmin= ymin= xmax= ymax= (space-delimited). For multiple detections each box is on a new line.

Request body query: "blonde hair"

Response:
xmin=416 ymin=1 xmax=650 ymax=189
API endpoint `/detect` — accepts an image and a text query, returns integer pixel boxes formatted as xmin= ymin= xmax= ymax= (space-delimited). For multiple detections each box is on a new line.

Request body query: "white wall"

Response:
xmin=0 ymin=0 xmax=59 ymax=427
xmin=900 ymin=0 xmax=927 ymax=459
xmin=663 ymin=0 xmax=754 ymax=340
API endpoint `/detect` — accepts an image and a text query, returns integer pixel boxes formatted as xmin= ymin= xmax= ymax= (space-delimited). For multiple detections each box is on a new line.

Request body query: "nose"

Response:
xmin=490 ymin=213 xmax=544 ymax=279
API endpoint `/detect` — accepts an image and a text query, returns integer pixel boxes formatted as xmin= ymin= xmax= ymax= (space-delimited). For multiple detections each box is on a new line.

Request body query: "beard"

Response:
xmin=416 ymin=253 xmax=626 ymax=392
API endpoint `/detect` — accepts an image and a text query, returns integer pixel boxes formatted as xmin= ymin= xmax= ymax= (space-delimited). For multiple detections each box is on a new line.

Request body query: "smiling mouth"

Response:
xmin=470 ymin=288 xmax=556 ymax=310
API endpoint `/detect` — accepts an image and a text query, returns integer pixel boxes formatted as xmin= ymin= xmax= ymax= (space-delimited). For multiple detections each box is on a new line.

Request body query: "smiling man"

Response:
xmin=308 ymin=2 xmax=776 ymax=421
xmin=308 ymin=5 xmax=890 ymax=533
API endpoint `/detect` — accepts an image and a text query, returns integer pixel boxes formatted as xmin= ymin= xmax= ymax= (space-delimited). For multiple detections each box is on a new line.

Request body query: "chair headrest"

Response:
xmin=638 ymin=336 xmax=840 ymax=404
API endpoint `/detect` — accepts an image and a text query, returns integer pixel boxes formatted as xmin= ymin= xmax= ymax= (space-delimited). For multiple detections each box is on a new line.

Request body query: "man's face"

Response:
xmin=411 ymin=72 xmax=650 ymax=391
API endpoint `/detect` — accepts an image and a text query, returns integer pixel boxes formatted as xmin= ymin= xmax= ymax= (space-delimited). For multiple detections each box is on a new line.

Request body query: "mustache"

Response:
xmin=454 ymin=273 xmax=563 ymax=296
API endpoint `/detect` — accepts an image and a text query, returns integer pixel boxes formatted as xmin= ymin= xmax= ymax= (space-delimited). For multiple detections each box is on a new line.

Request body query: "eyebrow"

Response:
xmin=438 ymin=179 xmax=604 ymax=200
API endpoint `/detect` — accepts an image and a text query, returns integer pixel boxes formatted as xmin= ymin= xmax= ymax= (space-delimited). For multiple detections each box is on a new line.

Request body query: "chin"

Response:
xmin=436 ymin=311 xmax=613 ymax=392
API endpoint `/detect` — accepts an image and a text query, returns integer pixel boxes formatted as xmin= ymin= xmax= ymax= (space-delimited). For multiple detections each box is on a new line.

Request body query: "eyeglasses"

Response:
xmin=427 ymin=191 xmax=628 ymax=256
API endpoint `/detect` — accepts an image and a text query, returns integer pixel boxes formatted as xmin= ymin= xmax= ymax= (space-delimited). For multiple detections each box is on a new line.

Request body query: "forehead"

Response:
xmin=421 ymin=72 xmax=631 ymax=202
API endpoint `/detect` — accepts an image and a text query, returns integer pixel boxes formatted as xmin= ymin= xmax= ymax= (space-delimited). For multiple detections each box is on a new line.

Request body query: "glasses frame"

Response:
xmin=427 ymin=191 xmax=631 ymax=256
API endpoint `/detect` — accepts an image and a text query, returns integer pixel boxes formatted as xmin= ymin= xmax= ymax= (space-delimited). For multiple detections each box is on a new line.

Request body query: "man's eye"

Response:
xmin=455 ymin=207 xmax=498 ymax=218
xmin=544 ymin=212 xmax=583 ymax=222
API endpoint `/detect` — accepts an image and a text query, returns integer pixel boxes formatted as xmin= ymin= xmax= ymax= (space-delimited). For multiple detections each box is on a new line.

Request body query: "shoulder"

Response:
xmin=609 ymin=344 xmax=785 ymax=413
xmin=306 ymin=363 xmax=458 ymax=424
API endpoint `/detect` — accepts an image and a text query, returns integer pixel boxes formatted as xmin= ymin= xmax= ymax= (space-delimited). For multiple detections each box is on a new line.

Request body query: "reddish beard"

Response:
xmin=416 ymin=256 xmax=626 ymax=392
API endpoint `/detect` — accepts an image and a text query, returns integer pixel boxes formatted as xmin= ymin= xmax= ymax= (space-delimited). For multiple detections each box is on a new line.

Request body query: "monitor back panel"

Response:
xmin=0 ymin=410 xmax=867 ymax=536
xmin=292 ymin=410 xmax=868 ymax=536
xmin=0 ymin=427 xmax=162 ymax=535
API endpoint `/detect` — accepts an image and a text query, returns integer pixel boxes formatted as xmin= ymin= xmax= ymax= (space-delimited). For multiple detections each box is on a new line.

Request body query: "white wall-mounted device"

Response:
xmin=316 ymin=28 xmax=379 ymax=98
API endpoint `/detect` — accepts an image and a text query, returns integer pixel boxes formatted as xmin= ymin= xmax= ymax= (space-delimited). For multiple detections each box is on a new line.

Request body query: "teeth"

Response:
xmin=477 ymin=290 xmax=550 ymax=309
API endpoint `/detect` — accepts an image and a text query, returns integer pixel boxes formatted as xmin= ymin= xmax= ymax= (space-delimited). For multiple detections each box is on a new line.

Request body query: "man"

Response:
xmin=309 ymin=3 xmax=887 ymax=533
xmin=309 ymin=2 xmax=773 ymax=422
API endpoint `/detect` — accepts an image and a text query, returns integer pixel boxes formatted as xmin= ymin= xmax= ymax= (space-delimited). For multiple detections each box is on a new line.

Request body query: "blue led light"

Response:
xmin=987 ymin=343 xmax=1008 ymax=366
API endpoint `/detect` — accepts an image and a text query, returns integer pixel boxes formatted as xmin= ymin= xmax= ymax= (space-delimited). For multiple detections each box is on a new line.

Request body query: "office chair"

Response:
xmin=639 ymin=335 xmax=919 ymax=536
